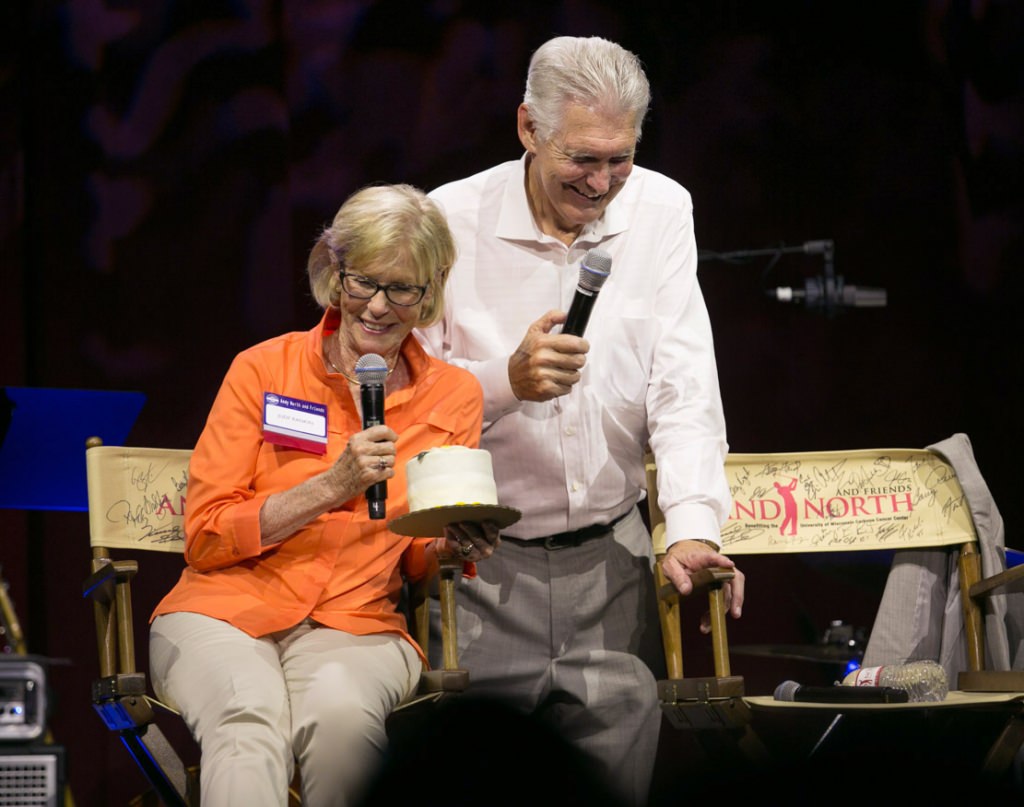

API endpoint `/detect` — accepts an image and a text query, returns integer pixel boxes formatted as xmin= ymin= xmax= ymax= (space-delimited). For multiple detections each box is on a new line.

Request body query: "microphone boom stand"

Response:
xmin=698 ymin=240 xmax=885 ymax=317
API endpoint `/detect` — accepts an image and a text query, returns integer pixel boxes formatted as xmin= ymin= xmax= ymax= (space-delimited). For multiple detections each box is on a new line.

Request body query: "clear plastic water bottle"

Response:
xmin=842 ymin=659 xmax=948 ymax=702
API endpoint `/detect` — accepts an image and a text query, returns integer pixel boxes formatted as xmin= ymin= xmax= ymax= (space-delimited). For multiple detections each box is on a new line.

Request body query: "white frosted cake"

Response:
xmin=406 ymin=446 xmax=498 ymax=511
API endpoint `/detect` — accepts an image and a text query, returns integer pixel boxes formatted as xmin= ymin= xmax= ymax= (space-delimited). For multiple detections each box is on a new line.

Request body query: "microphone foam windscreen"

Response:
xmin=773 ymin=680 xmax=800 ymax=701
xmin=355 ymin=353 xmax=389 ymax=384
xmin=578 ymin=248 xmax=612 ymax=293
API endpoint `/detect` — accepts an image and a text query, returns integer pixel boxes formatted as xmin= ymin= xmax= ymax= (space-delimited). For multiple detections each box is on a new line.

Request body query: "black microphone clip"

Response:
xmin=770 ymin=275 xmax=887 ymax=312
xmin=766 ymin=238 xmax=886 ymax=316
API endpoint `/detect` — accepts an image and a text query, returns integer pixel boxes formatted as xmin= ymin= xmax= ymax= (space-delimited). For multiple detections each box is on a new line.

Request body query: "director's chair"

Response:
xmin=83 ymin=438 xmax=468 ymax=806
xmin=646 ymin=433 xmax=1024 ymax=787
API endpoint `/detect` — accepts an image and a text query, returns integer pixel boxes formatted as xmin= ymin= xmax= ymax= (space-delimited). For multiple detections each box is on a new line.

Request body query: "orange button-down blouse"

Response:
xmin=151 ymin=309 xmax=483 ymax=662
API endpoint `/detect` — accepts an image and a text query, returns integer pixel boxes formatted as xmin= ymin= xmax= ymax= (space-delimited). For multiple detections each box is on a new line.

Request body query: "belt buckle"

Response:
xmin=543 ymin=534 xmax=570 ymax=551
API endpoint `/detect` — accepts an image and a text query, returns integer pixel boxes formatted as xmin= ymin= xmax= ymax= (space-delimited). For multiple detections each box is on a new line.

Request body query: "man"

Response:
xmin=416 ymin=36 xmax=744 ymax=806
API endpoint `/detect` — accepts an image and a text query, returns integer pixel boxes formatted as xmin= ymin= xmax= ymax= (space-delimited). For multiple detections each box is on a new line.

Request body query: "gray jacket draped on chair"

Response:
xmin=863 ymin=433 xmax=1024 ymax=685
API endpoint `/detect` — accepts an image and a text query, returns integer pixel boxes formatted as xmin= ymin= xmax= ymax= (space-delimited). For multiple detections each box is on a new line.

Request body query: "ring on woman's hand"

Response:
xmin=459 ymin=541 xmax=474 ymax=557
xmin=377 ymin=457 xmax=387 ymax=471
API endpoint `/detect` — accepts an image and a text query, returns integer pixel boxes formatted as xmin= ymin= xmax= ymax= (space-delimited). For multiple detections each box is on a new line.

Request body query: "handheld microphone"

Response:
xmin=355 ymin=353 xmax=388 ymax=520
xmin=562 ymin=248 xmax=613 ymax=337
xmin=773 ymin=680 xmax=908 ymax=704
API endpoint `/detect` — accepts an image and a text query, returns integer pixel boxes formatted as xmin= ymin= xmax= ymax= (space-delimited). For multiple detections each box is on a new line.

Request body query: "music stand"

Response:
xmin=0 ymin=387 xmax=143 ymax=806
xmin=0 ymin=386 xmax=146 ymax=511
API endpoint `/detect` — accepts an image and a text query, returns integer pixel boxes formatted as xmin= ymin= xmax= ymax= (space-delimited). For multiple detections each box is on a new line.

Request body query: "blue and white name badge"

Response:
xmin=263 ymin=393 xmax=327 ymax=455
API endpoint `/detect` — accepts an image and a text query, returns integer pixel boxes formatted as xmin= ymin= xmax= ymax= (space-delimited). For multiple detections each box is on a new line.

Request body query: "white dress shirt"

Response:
xmin=417 ymin=155 xmax=731 ymax=548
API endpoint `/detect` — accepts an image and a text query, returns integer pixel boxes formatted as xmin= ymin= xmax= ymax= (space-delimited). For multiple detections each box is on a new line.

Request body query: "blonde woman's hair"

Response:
xmin=307 ymin=184 xmax=456 ymax=327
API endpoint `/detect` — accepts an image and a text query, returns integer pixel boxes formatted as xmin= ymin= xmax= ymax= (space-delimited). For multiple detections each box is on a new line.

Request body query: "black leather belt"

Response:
xmin=502 ymin=510 xmax=631 ymax=551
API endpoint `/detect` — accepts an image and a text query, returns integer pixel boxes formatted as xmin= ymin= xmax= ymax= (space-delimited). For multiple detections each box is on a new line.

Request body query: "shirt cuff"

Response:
xmin=663 ymin=502 xmax=723 ymax=551
xmin=401 ymin=538 xmax=433 ymax=581
xmin=234 ymin=496 xmax=268 ymax=557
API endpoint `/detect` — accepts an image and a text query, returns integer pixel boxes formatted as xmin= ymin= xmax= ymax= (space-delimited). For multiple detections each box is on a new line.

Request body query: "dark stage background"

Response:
xmin=2 ymin=1 xmax=1022 ymax=804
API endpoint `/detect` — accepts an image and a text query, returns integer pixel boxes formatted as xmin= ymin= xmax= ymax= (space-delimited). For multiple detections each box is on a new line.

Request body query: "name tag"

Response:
xmin=263 ymin=393 xmax=327 ymax=455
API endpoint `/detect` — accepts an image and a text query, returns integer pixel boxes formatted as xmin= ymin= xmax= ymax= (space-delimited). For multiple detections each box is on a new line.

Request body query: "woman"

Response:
xmin=149 ymin=184 xmax=498 ymax=806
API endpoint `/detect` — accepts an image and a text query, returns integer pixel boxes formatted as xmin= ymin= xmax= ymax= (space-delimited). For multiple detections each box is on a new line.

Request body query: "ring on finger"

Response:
xmin=459 ymin=540 xmax=473 ymax=557
xmin=377 ymin=457 xmax=387 ymax=471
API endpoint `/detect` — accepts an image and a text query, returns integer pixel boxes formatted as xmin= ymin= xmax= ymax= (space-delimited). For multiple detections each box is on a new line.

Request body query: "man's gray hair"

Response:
xmin=523 ymin=36 xmax=651 ymax=142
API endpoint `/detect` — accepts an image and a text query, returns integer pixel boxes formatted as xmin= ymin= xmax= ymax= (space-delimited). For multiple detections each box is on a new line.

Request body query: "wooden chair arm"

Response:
xmin=83 ymin=559 xmax=139 ymax=603
xmin=969 ymin=564 xmax=1024 ymax=599
xmin=656 ymin=566 xmax=736 ymax=602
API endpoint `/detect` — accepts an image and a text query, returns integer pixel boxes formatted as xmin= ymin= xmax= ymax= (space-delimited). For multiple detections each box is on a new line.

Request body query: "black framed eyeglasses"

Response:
xmin=339 ymin=271 xmax=428 ymax=307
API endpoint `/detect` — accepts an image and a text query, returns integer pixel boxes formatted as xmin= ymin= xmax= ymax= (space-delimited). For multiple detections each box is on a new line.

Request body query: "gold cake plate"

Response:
xmin=389 ymin=503 xmax=522 ymax=538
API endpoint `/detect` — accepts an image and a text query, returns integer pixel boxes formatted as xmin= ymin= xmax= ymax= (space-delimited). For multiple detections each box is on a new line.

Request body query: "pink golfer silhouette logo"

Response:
xmin=774 ymin=476 xmax=798 ymax=535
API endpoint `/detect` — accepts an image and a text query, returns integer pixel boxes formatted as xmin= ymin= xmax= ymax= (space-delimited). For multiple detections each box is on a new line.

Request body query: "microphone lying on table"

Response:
xmin=774 ymin=680 xmax=909 ymax=704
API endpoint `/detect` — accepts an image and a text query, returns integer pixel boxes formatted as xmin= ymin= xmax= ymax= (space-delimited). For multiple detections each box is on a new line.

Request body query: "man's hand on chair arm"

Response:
xmin=662 ymin=539 xmax=744 ymax=632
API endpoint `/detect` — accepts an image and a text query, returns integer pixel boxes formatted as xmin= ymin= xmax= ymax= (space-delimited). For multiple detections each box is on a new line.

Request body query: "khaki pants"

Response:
xmin=150 ymin=612 xmax=421 ymax=807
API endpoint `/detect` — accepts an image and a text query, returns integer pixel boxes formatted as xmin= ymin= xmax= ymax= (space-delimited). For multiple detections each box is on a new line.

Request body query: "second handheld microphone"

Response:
xmin=774 ymin=679 xmax=909 ymax=704
xmin=356 ymin=353 xmax=389 ymax=520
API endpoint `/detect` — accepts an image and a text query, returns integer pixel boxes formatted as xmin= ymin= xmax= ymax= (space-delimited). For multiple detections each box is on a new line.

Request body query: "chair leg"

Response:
xmin=654 ymin=560 xmax=684 ymax=679
xmin=118 ymin=726 xmax=191 ymax=807
xmin=417 ymin=558 xmax=469 ymax=694
xmin=707 ymin=585 xmax=731 ymax=678
xmin=656 ymin=581 xmax=744 ymax=709
xmin=958 ymin=542 xmax=985 ymax=672
xmin=981 ymin=708 xmax=1024 ymax=778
